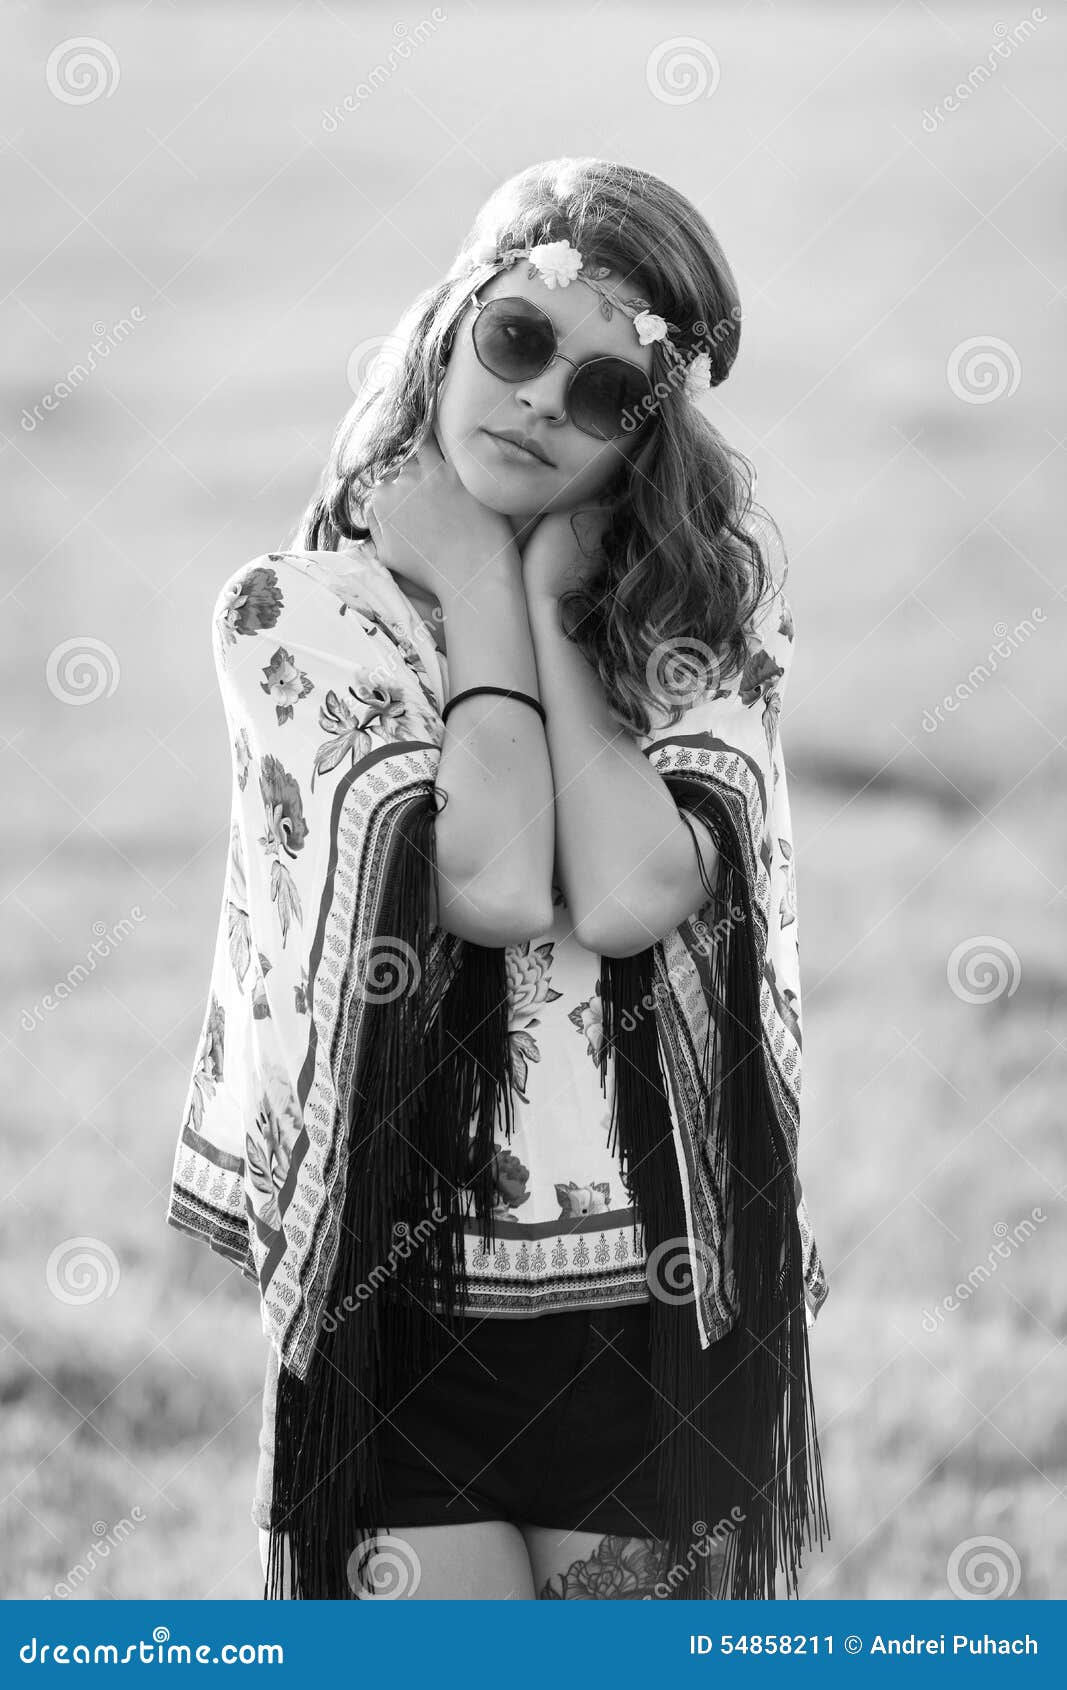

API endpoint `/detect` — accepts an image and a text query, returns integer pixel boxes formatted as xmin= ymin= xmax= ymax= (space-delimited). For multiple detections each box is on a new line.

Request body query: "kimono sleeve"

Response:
xmin=637 ymin=586 xmax=827 ymax=1322
xmin=641 ymin=580 xmax=802 ymax=1042
xmin=164 ymin=550 xmax=445 ymax=1289
xmin=164 ymin=786 xmax=257 ymax=1280
xmin=636 ymin=582 xmax=797 ymax=914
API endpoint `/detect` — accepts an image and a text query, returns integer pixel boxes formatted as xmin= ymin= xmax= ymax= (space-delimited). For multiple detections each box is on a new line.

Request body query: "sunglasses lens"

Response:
xmin=571 ymin=359 xmax=655 ymax=440
xmin=473 ymin=299 xmax=553 ymax=380
xmin=471 ymin=296 xmax=656 ymax=440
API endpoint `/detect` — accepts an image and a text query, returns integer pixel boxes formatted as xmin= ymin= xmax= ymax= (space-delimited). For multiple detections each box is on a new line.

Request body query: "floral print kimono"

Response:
xmin=165 ymin=542 xmax=829 ymax=1602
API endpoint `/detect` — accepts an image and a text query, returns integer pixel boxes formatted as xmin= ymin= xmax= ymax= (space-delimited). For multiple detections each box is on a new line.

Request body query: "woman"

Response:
xmin=165 ymin=156 xmax=830 ymax=1601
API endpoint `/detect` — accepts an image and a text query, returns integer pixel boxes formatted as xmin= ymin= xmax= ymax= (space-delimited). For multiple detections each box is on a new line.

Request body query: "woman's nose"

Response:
xmin=513 ymin=355 xmax=569 ymax=423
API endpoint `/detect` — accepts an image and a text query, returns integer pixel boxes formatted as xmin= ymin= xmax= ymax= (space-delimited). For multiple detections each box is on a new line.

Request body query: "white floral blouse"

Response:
xmin=455 ymin=859 xmax=652 ymax=1318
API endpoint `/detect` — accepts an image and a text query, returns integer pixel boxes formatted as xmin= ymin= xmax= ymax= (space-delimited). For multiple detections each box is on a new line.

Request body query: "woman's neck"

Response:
xmin=390 ymin=569 xmax=445 ymax=657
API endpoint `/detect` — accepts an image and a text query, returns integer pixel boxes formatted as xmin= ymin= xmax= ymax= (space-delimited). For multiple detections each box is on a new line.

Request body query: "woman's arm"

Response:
xmin=524 ymin=588 xmax=720 ymax=958
xmin=431 ymin=555 xmax=556 ymax=947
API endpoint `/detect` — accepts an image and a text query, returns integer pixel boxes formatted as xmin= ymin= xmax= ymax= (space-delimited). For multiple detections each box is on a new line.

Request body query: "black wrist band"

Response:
xmin=441 ymin=686 xmax=547 ymax=727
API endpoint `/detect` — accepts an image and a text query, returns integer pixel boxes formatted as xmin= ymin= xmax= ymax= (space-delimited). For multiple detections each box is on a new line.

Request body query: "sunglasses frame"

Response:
xmin=465 ymin=289 xmax=660 ymax=442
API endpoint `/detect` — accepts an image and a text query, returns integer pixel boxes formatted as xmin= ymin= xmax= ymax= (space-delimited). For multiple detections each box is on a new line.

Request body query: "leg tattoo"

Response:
xmin=538 ymin=1533 xmax=668 ymax=1600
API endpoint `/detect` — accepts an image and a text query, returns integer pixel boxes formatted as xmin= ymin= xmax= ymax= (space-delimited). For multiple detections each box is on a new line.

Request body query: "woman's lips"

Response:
xmin=481 ymin=429 xmax=551 ymax=467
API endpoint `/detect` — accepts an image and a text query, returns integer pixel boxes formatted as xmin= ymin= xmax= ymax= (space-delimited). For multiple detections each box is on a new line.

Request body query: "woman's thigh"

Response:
xmin=522 ymin=1523 xmax=730 ymax=1600
xmin=522 ymin=1524 xmax=669 ymax=1600
xmin=259 ymin=1521 xmax=536 ymax=1600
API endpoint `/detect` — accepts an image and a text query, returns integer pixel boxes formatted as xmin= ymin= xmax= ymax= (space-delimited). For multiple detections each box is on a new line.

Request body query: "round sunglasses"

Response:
xmin=465 ymin=290 xmax=659 ymax=442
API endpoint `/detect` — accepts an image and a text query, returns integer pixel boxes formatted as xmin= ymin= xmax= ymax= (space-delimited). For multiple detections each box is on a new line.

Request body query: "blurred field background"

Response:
xmin=2 ymin=0 xmax=1063 ymax=1601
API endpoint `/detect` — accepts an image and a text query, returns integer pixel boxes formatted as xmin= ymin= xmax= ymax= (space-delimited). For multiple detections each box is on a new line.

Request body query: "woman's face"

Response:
xmin=431 ymin=262 xmax=655 ymax=540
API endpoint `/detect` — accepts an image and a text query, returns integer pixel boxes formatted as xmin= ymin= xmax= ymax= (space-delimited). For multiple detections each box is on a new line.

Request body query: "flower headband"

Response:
xmin=464 ymin=236 xmax=714 ymax=402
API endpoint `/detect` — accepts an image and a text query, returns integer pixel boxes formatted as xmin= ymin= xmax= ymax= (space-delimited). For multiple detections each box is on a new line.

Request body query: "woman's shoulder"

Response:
xmin=210 ymin=541 xmax=412 ymax=646
xmin=208 ymin=545 xmax=446 ymax=729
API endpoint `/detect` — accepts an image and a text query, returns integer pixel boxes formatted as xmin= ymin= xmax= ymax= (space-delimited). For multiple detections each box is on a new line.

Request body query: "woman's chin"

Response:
xmin=452 ymin=444 xmax=540 ymax=518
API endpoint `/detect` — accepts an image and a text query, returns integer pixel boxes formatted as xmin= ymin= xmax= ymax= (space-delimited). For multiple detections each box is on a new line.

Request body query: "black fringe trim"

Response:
xmin=264 ymin=790 xmax=513 ymax=1598
xmin=262 ymin=775 xmax=828 ymax=1600
xmin=596 ymin=774 xmax=828 ymax=1600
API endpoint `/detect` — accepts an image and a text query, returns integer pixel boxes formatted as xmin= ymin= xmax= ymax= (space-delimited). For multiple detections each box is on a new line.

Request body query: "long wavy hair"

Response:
xmin=287 ymin=156 xmax=787 ymax=737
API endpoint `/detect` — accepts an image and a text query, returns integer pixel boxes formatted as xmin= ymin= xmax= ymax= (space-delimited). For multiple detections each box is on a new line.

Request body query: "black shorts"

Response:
xmin=255 ymin=1301 xmax=683 ymax=1539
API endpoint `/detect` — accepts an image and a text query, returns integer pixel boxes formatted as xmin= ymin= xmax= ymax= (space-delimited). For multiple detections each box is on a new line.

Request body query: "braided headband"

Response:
xmin=462 ymin=236 xmax=719 ymax=403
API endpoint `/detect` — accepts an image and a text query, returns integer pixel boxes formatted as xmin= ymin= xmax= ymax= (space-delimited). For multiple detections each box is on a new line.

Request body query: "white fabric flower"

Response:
xmin=683 ymin=350 xmax=713 ymax=400
xmin=527 ymin=239 xmax=583 ymax=288
xmin=632 ymin=309 xmax=669 ymax=346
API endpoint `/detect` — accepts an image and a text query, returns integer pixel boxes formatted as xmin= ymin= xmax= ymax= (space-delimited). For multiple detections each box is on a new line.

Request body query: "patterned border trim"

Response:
xmin=261 ymin=741 xmax=444 ymax=1372
xmin=165 ymin=1185 xmax=256 ymax=1282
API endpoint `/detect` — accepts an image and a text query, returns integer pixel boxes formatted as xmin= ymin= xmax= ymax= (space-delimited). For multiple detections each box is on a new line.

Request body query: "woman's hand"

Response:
xmin=363 ymin=434 xmax=517 ymax=604
xmin=518 ymin=504 xmax=614 ymax=604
